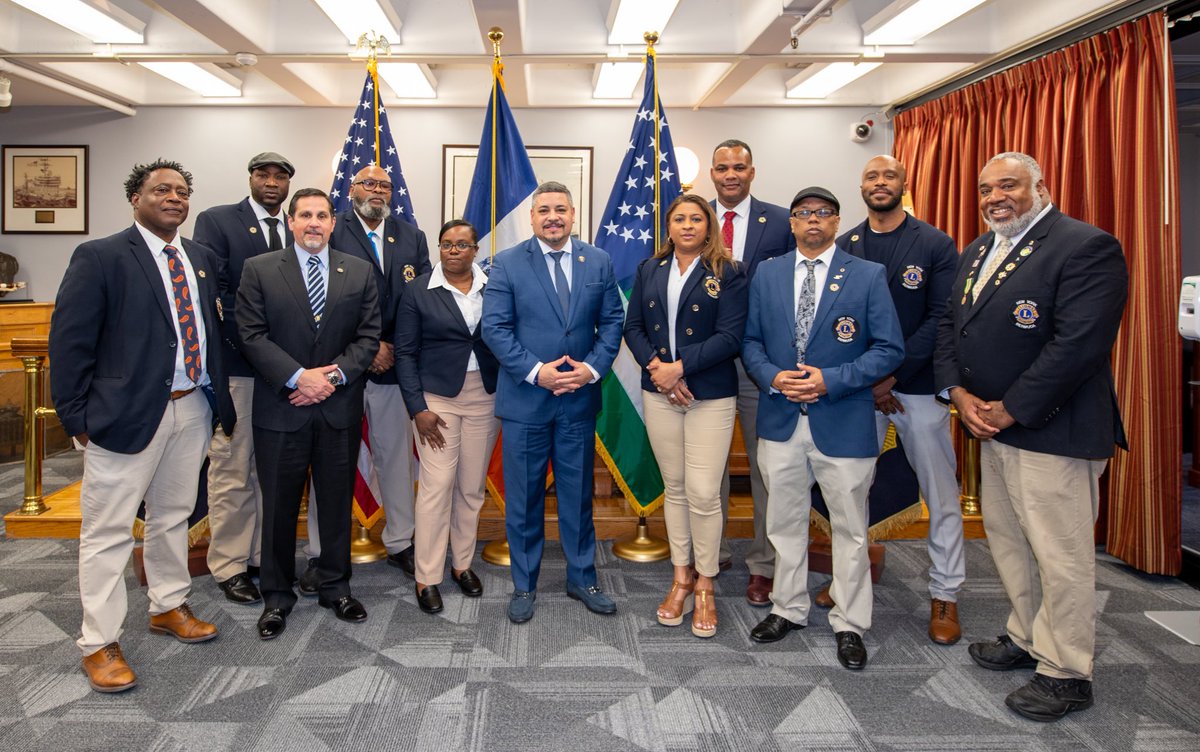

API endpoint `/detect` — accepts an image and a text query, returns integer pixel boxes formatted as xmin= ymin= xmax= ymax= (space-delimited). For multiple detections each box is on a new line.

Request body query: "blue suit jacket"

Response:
xmin=742 ymin=249 xmax=905 ymax=457
xmin=481 ymin=237 xmax=624 ymax=424
xmin=711 ymin=196 xmax=793 ymax=280
xmin=838 ymin=216 xmax=957 ymax=394
xmin=193 ymin=198 xmax=292 ymax=378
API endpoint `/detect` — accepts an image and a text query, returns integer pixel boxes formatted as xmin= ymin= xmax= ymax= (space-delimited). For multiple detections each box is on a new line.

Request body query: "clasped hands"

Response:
xmin=289 ymin=364 xmax=339 ymax=406
xmin=949 ymin=386 xmax=1015 ymax=439
xmin=367 ymin=341 xmax=395 ymax=376
xmin=537 ymin=355 xmax=593 ymax=396
xmin=648 ymin=356 xmax=693 ymax=406
xmin=772 ymin=364 xmax=826 ymax=404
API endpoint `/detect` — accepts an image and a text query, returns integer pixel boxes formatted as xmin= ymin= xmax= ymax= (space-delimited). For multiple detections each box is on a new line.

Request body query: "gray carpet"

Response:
xmin=1 ymin=457 xmax=1199 ymax=751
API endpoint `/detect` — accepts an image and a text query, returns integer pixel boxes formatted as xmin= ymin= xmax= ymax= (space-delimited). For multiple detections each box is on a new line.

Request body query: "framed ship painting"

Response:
xmin=2 ymin=145 xmax=89 ymax=234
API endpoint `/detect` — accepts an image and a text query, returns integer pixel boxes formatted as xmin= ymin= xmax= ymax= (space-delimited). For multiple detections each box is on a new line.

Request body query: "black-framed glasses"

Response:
xmin=438 ymin=241 xmax=478 ymax=251
xmin=353 ymin=179 xmax=393 ymax=193
xmin=790 ymin=208 xmax=837 ymax=219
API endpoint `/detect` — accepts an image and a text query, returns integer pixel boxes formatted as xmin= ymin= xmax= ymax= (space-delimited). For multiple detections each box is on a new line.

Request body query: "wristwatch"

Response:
xmin=326 ymin=371 xmax=344 ymax=387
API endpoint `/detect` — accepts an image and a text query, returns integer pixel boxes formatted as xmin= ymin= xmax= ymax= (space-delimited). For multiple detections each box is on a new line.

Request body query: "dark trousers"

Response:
xmin=255 ymin=413 xmax=359 ymax=610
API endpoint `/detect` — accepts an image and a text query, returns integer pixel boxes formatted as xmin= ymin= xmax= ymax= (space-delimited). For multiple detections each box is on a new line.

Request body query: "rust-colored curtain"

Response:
xmin=894 ymin=13 xmax=1182 ymax=575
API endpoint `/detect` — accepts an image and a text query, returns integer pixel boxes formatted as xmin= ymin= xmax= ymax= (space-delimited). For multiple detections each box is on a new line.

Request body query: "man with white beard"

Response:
xmin=934 ymin=152 xmax=1128 ymax=722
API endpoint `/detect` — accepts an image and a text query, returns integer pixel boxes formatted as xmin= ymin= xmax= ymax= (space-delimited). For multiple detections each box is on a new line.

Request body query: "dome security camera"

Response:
xmin=851 ymin=119 xmax=873 ymax=143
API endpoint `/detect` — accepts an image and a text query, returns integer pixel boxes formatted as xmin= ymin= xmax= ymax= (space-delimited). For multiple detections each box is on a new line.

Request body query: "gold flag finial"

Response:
xmin=488 ymin=27 xmax=504 ymax=57
xmin=356 ymin=31 xmax=391 ymax=63
xmin=644 ymin=31 xmax=659 ymax=46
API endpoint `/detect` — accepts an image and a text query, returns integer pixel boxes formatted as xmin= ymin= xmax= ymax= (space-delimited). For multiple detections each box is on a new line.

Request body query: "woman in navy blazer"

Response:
xmin=394 ymin=220 xmax=500 ymax=614
xmin=623 ymin=194 xmax=748 ymax=638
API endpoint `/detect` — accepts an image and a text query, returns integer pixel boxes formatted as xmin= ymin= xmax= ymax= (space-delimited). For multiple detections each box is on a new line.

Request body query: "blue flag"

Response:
xmin=329 ymin=68 xmax=418 ymax=228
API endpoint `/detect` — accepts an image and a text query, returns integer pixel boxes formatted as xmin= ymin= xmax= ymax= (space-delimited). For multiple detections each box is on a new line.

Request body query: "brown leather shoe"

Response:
xmin=82 ymin=642 xmax=136 ymax=693
xmin=814 ymin=584 xmax=835 ymax=608
xmin=745 ymin=575 xmax=772 ymax=606
xmin=148 ymin=603 xmax=218 ymax=643
xmin=929 ymin=599 xmax=961 ymax=645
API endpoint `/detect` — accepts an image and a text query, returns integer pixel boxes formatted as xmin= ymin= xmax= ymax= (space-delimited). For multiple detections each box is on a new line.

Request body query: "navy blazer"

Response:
xmin=193 ymin=198 xmax=292 ymax=378
xmin=50 ymin=225 xmax=236 ymax=454
xmin=481 ymin=237 xmax=625 ymax=425
xmin=742 ymin=249 xmax=904 ymax=457
xmin=330 ymin=211 xmax=431 ymax=386
xmin=623 ymin=254 xmax=748 ymax=400
xmin=394 ymin=269 xmax=499 ymax=418
xmin=838 ymin=215 xmax=957 ymax=394
xmin=934 ymin=207 xmax=1128 ymax=459
xmin=710 ymin=196 xmax=793 ymax=280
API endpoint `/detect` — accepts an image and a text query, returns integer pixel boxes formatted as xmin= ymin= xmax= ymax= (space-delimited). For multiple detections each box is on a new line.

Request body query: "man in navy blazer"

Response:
xmin=328 ymin=164 xmax=431 ymax=580
xmin=836 ymin=155 xmax=965 ymax=645
xmin=481 ymin=181 xmax=625 ymax=624
xmin=193 ymin=151 xmax=294 ymax=606
xmin=50 ymin=159 xmax=236 ymax=693
xmin=708 ymin=139 xmax=793 ymax=605
xmin=742 ymin=186 xmax=903 ymax=670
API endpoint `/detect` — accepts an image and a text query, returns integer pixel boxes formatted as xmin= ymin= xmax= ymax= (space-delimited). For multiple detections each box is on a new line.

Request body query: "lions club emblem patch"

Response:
xmin=703 ymin=277 xmax=721 ymax=299
xmin=403 ymin=264 xmax=416 ymax=283
xmin=901 ymin=265 xmax=924 ymax=290
xmin=833 ymin=316 xmax=858 ymax=343
xmin=1013 ymin=300 xmax=1039 ymax=329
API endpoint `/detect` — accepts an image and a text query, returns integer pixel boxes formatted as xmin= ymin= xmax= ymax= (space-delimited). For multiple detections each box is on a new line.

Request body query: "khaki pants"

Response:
xmin=718 ymin=361 xmax=774 ymax=576
xmin=206 ymin=376 xmax=262 ymax=581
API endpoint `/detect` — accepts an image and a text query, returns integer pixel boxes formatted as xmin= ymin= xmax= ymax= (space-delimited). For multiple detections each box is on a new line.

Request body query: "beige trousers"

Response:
xmin=718 ymin=361 xmax=774 ymax=576
xmin=980 ymin=440 xmax=1107 ymax=680
xmin=205 ymin=376 xmax=262 ymax=581
xmin=412 ymin=372 xmax=499 ymax=585
xmin=77 ymin=390 xmax=211 ymax=654
xmin=643 ymin=391 xmax=736 ymax=578
xmin=758 ymin=416 xmax=876 ymax=634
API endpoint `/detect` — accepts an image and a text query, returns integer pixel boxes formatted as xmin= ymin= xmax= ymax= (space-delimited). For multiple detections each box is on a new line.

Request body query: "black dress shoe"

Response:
xmin=319 ymin=595 xmax=367 ymax=623
xmin=835 ymin=631 xmax=868 ymax=670
xmin=417 ymin=585 xmax=444 ymax=614
xmin=217 ymin=572 xmax=262 ymax=605
xmin=257 ymin=608 xmax=287 ymax=640
xmin=969 ymin=635 xmax=1037 ymax=671
xmin=246 ymin=565 xmax=260 ymax=579
xmin=297 ymin=559 xmax=320 ymax=596
xmin=750 ymin=614 xmax=804 ymax=643
xmin=386 ymin=547 xmax=415 ymax=578
xmin=1005 ymin=674 xmax=1093 ymax=722
xmin=452 ymin=569 xmax=483 ymax=597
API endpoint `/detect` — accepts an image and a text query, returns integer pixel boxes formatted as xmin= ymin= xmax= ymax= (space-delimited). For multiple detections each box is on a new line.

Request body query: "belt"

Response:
xmin=169 ymin=387 xmax=197 ymax=401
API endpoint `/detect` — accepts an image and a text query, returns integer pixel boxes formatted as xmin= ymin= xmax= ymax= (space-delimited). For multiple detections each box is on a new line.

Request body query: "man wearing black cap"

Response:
xmin=193 ymin=152 xmax=298 ymax=605
xmin=741 ymin=186 xmax=903 ymax=669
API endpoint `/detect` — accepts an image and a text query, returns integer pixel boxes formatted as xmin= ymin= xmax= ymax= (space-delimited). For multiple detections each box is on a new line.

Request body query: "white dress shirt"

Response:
xmin=666 ymin=254 xmax=701 ymax=358
xmin=355 ymin=211 xmax=386 ymax=270
xmin=717 ymin=195 xmax=751 ymax=263
xmin=793 ymin=244 xmax=837 ymax=318
xmin=428 ymin=261 xmax=488 ymax=372
xmin=135 ymin=221 xmax=209 ymax=390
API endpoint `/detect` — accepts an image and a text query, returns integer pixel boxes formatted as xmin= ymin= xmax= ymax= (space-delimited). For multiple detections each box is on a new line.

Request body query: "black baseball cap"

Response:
xmin=247 ymin=152 xmax=295 ymax=177
xmin=789 ymin=186 xmax=839 ymax=214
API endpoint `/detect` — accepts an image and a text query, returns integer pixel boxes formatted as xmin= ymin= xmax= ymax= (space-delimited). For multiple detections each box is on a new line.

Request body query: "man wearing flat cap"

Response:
xmin=741 ymin=186 xmax=903 ymax=670
xmin=193 ymin=151 xmax=304 ymax=606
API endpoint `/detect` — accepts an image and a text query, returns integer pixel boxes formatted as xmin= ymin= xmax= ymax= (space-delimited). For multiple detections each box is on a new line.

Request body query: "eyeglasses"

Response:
xmin=790 ymin=208 xmax=837 ymax=219
xmin=438 ymin=241 xmax=478 ymax=251
xmin=353 ymin=179 xmax=393 ymax=193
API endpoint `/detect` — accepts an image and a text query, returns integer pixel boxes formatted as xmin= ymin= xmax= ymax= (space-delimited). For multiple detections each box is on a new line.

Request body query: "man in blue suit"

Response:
xmin=742 ymin=186 xmax=903 ymax=670
xmin=708 ymin=139 xmax=793 ymax=606
xmin=481 ymin=181 xmax=625 ymax=624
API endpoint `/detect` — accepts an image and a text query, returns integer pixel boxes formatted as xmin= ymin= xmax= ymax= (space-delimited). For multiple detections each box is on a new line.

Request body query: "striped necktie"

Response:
xmin=306 ymin=255 xmax=325 ymax=325
xmin=164 ymin=245 xmax=201 ymax=384
xmin=973 ymin=237 xmax=1012 ymax=302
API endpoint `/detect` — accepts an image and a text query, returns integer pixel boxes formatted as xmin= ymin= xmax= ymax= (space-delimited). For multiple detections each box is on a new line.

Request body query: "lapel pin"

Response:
xmin=249 ymin=226 xmax=258 ymax=234
xmin=197 ymin=270 xmax=206 ymax=278
xmin=578 ymin=255 xmax=585 ymax=262
xmin=850 ymin=234 xmax=860 ymax=243
xmin=1020 ymin=247 xmax=1033 ymax=256
xmin=658 ymin=259 xmax=668 ymax=266
xmin=387 ymin=236 xmax=395 ymax=243
xmin=833 ymin=274 xmax=843 ymax=280
xmin=337 ymin=267 xmax=344 ymax=273
xmin=758 ymin=216 xmax=766 ymax=223
xmin=829 ymin=283 xmax=840 ymax=291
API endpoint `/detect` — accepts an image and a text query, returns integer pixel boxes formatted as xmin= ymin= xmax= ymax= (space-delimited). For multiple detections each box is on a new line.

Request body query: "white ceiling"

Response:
xmin=0 ymin=0 xmax=1138 ymax=113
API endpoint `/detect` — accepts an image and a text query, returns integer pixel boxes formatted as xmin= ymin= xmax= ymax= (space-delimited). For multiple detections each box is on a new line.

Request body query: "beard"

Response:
xmin=353 ymin=194 xmax=388 ymax=222
xmin=863 ymin=190 xmax=902 ymax=213
xmin=985 ymin=192 xmax=1045 ymax=237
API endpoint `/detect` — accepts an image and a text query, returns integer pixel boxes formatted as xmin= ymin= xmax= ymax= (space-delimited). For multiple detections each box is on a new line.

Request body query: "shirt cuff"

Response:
xmin=525 ymin=362 xmax=543 ymax=385
xmin=287 ymin=368 xmax=304 ymax=389
xmin=584 ymin=362 xmax=600 ymax=384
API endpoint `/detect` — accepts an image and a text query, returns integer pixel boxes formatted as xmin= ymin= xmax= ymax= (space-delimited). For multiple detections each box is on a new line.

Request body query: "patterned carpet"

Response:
xmin=1 ymin=457 xmax=1199 ymax=751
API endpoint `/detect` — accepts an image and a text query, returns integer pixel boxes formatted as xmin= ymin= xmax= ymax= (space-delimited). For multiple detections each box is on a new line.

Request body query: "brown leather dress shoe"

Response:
xmin=82 ymin=642 xmax=137 ymax=693
xmin=929 ymin=599 xmax=961 ymax=645
xmin=814 ymin=584 xmax=835 ymax=608
xmin=148 ymin=603 xmax=218 ymax=643
xmin=745 ymin=575 xmax=772 ymax=607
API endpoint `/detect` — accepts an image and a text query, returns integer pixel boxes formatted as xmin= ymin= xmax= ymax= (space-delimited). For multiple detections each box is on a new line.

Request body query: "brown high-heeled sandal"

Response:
xmin=656 ymin=580 xmax=695 ymax=626
xmin=692 ymin=587 xmax=716 ymax=638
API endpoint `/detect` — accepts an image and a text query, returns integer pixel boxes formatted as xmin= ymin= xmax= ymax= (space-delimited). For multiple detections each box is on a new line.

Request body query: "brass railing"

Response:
xmin=12 ymin=336 xmax=54 ymax=516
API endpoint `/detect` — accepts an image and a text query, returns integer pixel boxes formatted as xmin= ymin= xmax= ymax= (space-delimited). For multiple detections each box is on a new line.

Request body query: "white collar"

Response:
xmin=428 ymin=262 xmax=487 ymax=293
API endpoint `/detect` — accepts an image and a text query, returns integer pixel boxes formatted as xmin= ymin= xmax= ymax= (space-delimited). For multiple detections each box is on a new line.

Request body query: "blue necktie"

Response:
xmin=549 ymin=251 xmax=570 ymax=316
xmin=306 ymin=256 xmax=325 ymax=326
xmin=368 ymin=231 xmax=383 ymax=270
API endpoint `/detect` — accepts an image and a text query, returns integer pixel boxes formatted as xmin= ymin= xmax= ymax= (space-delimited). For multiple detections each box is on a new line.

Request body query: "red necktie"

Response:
xmin=722 ymin=211 xmax=736 ymax=255
xmin=164 ymin=245 xmax=201 ymax=384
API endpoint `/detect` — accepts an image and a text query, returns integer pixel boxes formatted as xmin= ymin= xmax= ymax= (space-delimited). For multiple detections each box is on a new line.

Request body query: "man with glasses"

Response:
xmin=328 ymin=164 xmax=431 ymax=583
xmin=742 ymin=187 xmax=903 ymax=670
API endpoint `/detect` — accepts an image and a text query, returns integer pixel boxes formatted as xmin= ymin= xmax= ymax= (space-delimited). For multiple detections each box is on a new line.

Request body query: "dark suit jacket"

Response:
xmin=193 ymin=198 xmax=292 ymax=378
xmin=481 ymin=237 xmax=625 ymax=425
xmin=838 ymin=216 xmax=957 ymax=394
xmin=742 ymin=249 xmax=904 ymax=457
xmin=934 ymin=207 xmax=1128 ymax=459
xmin=623 ymin=254 xmax=748 ymax=400
xmin=50 ymin=225 xmax=236 ymax=454
xmin=710 ymin=196 xmax=793 ymax=279
xmin=394 ymin=269 xmax=499 ymax=418
xmin=235 ymin=246 xmax=381 ymax=432
xmin=330 ymin=211 xmax=431 ymax=386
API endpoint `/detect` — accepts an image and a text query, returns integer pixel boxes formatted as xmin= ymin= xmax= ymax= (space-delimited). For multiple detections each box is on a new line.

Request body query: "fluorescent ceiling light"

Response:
xmin=139 ymin=62 xmax=242 ymax=97
xmin=313 ymin=0 xmax=402 ymax=45
xmin=593 ymin=61 xmax=643 ymax=99
xmin=863 ymin=0 xmax=988 ymax=46
xmin=608 ymin=0 xmax=680 ymax=45
xmin=786 ymin=61 xmax=881 ymax=99
xmin=377 ymin=62 xmax=436 ymax=99
xmin=9 ymin=0 xmax=145 ymax=44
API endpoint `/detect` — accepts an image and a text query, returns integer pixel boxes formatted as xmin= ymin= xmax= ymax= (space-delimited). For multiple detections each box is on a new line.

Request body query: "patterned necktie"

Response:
xmin=973 ymin=237 xmax=1012 ymax=302
xmin=306 ymin=255 xmax=325 ymax=326
xmin=549 ymin=251 xmax=570 ymax=315
xmin=722 ymin=211 xmax=736 ymax=255
xmin=793 ymin=260 xmax=817 ymax=364
xmin=368 ymin=231 xmax=383 ymax=270
xmin=164 ymin=245 xmax=201 ymax=384
xmin=264 ymin=217 xmax=283 ymax=251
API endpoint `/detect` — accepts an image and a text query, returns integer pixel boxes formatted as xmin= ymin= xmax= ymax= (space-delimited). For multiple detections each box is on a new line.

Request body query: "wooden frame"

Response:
xmin=2 ymin=145 xmax=89 ymax=234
